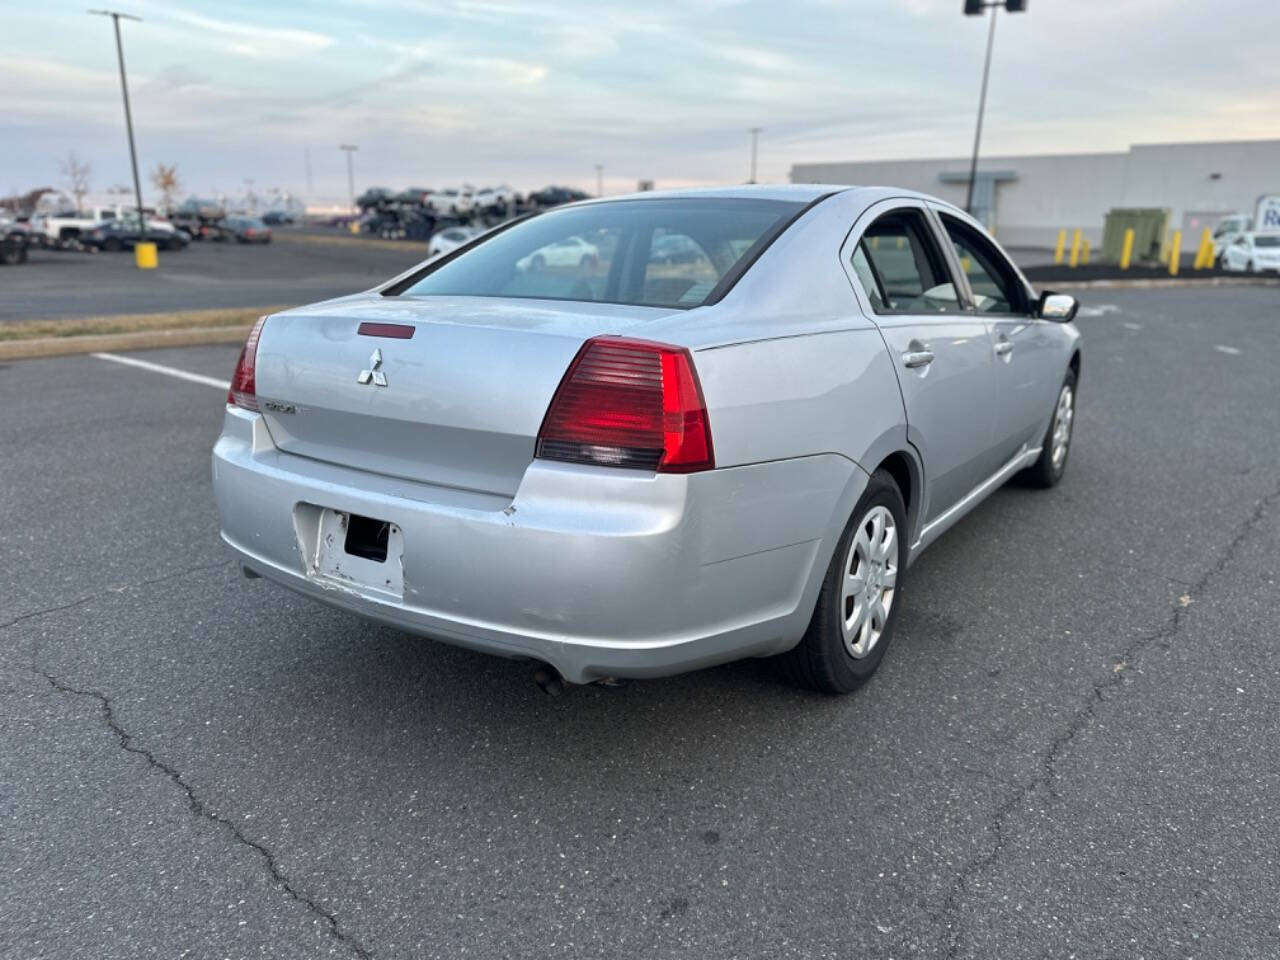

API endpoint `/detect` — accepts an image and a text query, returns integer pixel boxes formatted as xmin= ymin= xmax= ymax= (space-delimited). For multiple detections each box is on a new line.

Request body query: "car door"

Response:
xmin=934 ymin=208 xmax=1063 ymax=462
xmin=841 ymin=201 xmax=1004 ymax=522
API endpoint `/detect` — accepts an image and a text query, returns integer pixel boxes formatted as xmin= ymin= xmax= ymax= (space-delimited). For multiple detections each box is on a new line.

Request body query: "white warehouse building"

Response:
xmin=791 ymin=138 xmax=1280 ymax=252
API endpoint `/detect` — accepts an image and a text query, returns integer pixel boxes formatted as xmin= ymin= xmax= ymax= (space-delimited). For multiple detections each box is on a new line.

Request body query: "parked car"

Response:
xmin=528 ymin=185 xmax=590 ymax=208
xmin=32 ymin=205 xmax=173 ymax=246
xmin=651 ymin=232 xmax=705 ymax=265
xmin=213 ymin=185 xmax=1080 ymax=694
xmin=516 ymin=235 xmax=600 ymax=271
xmin=172 ymin=198 xmax=228 ymax=241
xmin=393 ymin=187 xmax=433 ymax=206
xmin=224 ymin=216 xmax=273 ymax=244
xmin=1220 ymin=231 xmax=1280 ymax=273
xmin=470 ymin=186 xmax=514 ymax=213
xmin=1 ymin=218 xmax=30 ymax=264
xmin=82 ymin=219 xmax=188 ymax=252
xmin=356 ymin=187 xmax=395 ymax=210
xmin=425 ymin=188 xmax=472 ymax=216
xmin=261 ymin=210 xmax=296 ymax=226
xmin=426 ymin=226 xmax=477 ymax=258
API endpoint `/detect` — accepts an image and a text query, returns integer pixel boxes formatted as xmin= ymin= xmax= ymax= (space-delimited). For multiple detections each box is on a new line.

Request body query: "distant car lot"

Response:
xmin=2 ymin=232 xmax=427 ymax=322
xmin=3 ymin=286 xmax=1279 ymax=958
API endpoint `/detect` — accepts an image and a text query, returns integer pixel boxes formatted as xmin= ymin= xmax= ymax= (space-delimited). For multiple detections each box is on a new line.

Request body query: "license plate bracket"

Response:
xmin=307 ymin=507 xmax=404 ymax=600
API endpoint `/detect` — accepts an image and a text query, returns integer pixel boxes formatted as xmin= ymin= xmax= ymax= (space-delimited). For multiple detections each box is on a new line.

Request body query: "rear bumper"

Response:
xmin=212 ymin=407 xmax=862 ymax=683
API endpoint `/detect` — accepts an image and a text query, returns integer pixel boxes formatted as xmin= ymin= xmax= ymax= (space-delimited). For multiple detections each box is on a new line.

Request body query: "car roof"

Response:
xmin=569 ymin=183 xmax=953 ymax=210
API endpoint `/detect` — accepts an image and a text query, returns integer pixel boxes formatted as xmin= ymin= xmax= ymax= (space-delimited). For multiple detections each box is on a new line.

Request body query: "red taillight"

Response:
xmin=227 ymin=315 xmax=268 ymax=411
xmin=536 ymin=337 xmax=714 ymax=473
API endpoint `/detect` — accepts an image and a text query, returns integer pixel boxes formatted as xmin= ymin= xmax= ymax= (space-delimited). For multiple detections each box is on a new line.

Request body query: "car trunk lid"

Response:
xmin=252 ymin=294 xmax=680 ymax=496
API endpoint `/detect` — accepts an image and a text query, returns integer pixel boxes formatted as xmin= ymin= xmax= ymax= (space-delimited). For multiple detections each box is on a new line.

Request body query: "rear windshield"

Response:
xmin=395 ymin=197 xmax=805 ymax=309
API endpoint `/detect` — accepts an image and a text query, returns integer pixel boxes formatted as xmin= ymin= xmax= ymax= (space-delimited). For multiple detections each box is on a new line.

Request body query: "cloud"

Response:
xmin=133 ymin=3 xmax=336 ymax=58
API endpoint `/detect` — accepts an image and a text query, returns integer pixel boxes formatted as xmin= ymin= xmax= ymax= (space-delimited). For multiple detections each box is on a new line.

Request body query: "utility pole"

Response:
xmin=339 ymin=144 xmax=358 ymax=213
xmin=748 ymin=127 xmax=762 ymax=184
xmin=305 ymin=148 xmax=313 ymax=195
xmin=962 ymin=0 xmax=1027 ymax=215
xmin=88 ymin=9 xmax=145 ymax=244
xmin=595 ymin=164 xmax=604 ymax=197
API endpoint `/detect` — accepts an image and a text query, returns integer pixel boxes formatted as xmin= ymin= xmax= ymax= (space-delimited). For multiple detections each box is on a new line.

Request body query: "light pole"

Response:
xmin=962 ymin=0 xmax=1026 ymax=215
xmin=88 ymin=9 xmax=145 ymax=245
xmin=748 ymin=127 xmax=762 ymax=184
xmin=595 ymin=164 xmax=604 ymax=197
xmin=339 ymin=144 xmax=358 ymax=213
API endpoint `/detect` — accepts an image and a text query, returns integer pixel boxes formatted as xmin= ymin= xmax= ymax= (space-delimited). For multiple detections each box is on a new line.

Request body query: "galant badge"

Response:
xmin=357 ymin=348 xmax=388 ymax=387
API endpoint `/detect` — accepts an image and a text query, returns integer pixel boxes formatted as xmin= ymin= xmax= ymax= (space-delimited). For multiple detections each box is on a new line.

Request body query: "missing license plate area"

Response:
xmin=296 ymin=505 xmax=405 ymax=601
xmin=345 ymin=513 xmax=390 ymax=562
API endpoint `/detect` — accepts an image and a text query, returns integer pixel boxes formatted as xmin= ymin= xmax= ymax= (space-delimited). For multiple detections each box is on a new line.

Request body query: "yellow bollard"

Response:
xmin=349 ymin=220 xmax=360 ymax=235
xmin=897 ymin=236 xmax=904 ymax=250
xmin=1169 ymin=230 xmax=1182 ymax=276
xmin=1053 ymin=229 xmax=1066 ymax=265
xmin=1081 ymin=239 xmax=1091 ymax=266
xmin=1119 ymin=228 xmax=1135 ymax=270
xmin=1068 ymin=229 xmax=1082 ymax=268
xmin=1195 ymin=227 xmax=1214 ymax=269
xmin=134 ymin=242 xmax=157 ymax=269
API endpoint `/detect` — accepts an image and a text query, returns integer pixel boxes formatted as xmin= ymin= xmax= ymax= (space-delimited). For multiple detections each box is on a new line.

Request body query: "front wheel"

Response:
xmin=1022 ymin=368 xmax=1077 ymax=488
xmin=781 ymin=470 xmax=908 ymax=694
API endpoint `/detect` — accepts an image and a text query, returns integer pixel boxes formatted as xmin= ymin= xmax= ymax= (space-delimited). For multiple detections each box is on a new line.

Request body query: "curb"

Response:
xmin=0 ymin=324 xmax=252 ymax=361
xmin=1040 ymin=276 xmax=1280 ymax=291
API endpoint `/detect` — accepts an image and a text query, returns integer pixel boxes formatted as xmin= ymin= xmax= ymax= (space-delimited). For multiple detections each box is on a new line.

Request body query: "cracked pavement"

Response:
xmin=2 ymin=287 xmax=1279 ymax=958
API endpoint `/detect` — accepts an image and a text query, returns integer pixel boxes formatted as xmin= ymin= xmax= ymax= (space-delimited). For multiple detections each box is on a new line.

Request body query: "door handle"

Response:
xmin=994 ymin=340 xmax=1014 ymax=357
xmin=902 ymin=350 xmax=934 ymax=369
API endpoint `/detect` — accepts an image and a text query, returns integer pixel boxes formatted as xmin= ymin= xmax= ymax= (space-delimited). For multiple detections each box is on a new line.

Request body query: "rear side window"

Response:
xmin=394 ymin=198 xmax=806 ymax=309
xmin=856 ymin=209 xmax=960 ymax=314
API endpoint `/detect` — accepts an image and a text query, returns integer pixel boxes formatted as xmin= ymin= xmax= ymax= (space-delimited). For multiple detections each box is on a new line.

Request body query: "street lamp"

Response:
xmin=748 ymin=127 xmax=762 ymax=184
xmin=88 ymin=9 xmax=145 ymax=246
xmin=339 ymin=144 xmax=358 ymax=213
xmin=961 ymin=0 xmax=1026 ymax=215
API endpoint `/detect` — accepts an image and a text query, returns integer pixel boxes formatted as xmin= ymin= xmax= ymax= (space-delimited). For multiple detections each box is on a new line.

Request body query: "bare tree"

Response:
xmin=150 ymin=163 xmax=181 ymax=211
xmin=59 ymin=152 xmax=92 ymax=213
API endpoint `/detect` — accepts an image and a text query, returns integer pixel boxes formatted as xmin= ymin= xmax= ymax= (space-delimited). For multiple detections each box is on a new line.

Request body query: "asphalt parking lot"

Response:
xmin=3 ymin=233 xmax=426 ymax=322
xmin=3 ymin=286 xmax=1279 ymax=959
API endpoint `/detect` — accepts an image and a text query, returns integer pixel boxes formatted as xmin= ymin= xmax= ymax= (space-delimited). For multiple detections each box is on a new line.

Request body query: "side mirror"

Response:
xmin=1038 ymin=291 xmax=1079 ymax=322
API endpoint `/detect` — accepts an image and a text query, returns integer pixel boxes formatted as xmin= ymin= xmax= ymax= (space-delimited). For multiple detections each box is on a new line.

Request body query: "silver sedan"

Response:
xmin=212 ymin=185 xmax=1081 ymax=694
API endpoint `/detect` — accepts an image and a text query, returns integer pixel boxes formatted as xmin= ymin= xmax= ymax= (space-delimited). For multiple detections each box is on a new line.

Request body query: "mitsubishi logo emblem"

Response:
xmin=357 ymin=348 xmax=387 ymax=387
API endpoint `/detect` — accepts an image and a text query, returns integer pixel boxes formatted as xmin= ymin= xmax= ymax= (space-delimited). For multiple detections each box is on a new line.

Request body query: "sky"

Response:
xmin=4 ymin=0 xmax=1279 ymax=202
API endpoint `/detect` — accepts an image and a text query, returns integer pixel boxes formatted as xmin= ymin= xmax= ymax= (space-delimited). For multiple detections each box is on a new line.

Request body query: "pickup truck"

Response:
xmin=33 ymin=206 xmax=179 ymax=247
xmin=1212 ymin=194 xmax=1280 ymax=261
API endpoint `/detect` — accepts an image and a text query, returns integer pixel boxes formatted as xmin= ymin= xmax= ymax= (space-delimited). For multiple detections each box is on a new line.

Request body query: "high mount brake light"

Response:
xmin=536 ymin=336 xmax=714 ymax=473
xmin=227 ymin=315 xmax=268 ymax=411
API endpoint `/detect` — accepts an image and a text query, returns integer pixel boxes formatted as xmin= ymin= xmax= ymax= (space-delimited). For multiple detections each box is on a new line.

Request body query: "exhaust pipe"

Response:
xmin=533 ymin=665 xmax=569 ymax=696
xmin=533 ymin=665 xmax=628 ymax=696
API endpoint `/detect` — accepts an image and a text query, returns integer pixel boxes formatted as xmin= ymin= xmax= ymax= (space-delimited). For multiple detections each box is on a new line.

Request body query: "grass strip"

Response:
xmin=0 ymin=305 xmax=293 ymax=342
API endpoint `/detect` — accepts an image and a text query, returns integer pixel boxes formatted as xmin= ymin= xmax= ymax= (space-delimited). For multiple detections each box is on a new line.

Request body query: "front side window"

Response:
xmin=940 ymin=215 xmax=1024 ymax=314
xmin=1253 ymin=236 xmax=1279 ymax=248
xmin=396 ymin=198 xmax=804 ymax=309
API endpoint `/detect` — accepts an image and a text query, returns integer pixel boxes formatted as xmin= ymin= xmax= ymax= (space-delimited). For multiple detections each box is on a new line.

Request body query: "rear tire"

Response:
xmin=1022 ymin=367 xmax=1077 ymax=489
xmin=781 ymin=470 xmax=908 ymax=694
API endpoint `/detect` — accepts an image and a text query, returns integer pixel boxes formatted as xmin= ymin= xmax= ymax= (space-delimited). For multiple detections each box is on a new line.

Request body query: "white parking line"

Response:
xmin=92 ymin=352 xmax=230 ymax=390
xmin=1213 ymin=345 xmax=1242 ymax=356
xmin=1076 ymin=304 xmax=1120 ymax=318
